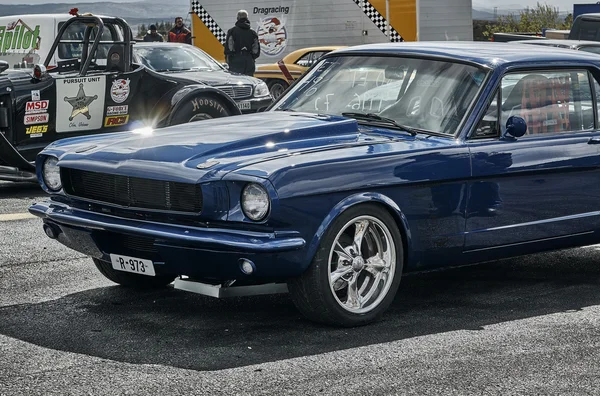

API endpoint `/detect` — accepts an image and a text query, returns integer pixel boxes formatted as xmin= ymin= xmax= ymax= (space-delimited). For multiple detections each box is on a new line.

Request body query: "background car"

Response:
xmin=29 ymin=42 xmax=600 ymax=327
xmin=512 ymin=39 xmax=600 ymax=54
xmin=255 ymin=46 xmax=345 ymax=98
xmin=133 ymin=43 xmax=272 ymax=114
xmin=0 ymin=13 xmax=245 ymax=183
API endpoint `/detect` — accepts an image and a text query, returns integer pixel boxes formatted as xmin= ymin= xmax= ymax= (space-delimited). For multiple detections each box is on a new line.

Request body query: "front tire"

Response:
xmin=93 ymin=258 xmax=176 ymax=289
xmin=288 ymin=204 xmax=404 ymax=327
xmin=169 ymin=95 xmax=231 ymax=126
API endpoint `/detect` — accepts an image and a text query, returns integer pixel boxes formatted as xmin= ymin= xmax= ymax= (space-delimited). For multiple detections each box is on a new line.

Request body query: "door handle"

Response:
xmin=588 ymin=137 xmax=600 ymax=144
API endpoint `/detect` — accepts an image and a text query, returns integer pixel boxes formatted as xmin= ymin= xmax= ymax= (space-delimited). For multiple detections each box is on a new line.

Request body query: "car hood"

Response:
xmin=48 ymin=112 xmax=397 ymax=183
xmin=163 ymin=69 xmax=258 ymax=87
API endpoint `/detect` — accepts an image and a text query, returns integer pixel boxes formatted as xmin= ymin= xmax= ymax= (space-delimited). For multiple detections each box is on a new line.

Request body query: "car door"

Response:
xmin=464 ymin=68 xmax=600 ymax=253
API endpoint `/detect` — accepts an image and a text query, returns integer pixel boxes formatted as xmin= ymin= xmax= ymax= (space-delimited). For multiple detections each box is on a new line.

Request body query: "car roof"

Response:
xmin=332 ymin=41 xmax=600 ymax=68
xmin=514 ymin=39 xmax=600 ymax=47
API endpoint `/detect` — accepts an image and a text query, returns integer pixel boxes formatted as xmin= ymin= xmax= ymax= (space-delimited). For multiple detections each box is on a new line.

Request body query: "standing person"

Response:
xmin=224 ymin=10 xmax=260 ymax=76
xmin=168 ymin=17 xmax=192 ymax=44
xmin=143 ymin=25 xmax=164 ymax=42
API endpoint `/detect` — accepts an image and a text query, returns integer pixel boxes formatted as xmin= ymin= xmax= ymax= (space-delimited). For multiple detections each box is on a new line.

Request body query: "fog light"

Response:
xmin=43 ymin=223 xmax=58 ymax=239
xmin=239 ymin=259 xmax=255 ymax=275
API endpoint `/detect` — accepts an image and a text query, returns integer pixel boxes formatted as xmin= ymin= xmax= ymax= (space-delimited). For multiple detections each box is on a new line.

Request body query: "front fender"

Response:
xmin=303 ymin=192 xmax=413 ymax=271
xmin=166 ymin=85 xmax=242 ymax=125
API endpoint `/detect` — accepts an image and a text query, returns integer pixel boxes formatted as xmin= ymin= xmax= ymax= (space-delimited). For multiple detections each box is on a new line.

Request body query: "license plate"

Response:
xmin=237 ymin=101 xmax=252 ymax=110
xmin=110 ymin=253 xmax=156 ymax=276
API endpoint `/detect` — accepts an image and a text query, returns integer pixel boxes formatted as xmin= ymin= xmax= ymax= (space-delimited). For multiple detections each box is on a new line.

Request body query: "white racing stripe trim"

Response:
xmin=0 ymin=213 xmax=35 ymax=222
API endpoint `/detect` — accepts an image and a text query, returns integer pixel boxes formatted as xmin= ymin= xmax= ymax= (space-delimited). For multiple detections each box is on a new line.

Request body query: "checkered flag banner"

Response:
xmin=190 ymin=1 xmax=227 ymax=44
xmin=353 ymin=0 xmax=404 ymax=42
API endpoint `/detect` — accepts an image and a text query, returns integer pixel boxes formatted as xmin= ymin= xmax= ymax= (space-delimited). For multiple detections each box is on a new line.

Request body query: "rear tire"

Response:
xmin=267 ymin=79 xmax=289 ymax=99
xmin=93 ymin=258 xmax=176 ymax=289
xmin=288 ymin=204 xmax=404 ymax=327
xmin=169 ymin=95 xmax=231 ymax=126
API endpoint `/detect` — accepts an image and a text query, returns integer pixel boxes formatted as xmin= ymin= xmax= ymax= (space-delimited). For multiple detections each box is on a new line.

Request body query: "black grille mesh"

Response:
xmin=61 ymin=168 xmax=203 ymax=213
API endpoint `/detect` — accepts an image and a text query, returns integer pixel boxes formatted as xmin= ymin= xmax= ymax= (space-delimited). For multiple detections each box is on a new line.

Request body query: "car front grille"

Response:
xmin=216 ymin=85 xmax=253 ymax=99
xmin=61 ymin=168 xmax=203 ymax=213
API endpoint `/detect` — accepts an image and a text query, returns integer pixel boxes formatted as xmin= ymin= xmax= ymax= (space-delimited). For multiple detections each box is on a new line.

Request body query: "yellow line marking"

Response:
xmin=0 ymin=213 xmax=36 ymax=222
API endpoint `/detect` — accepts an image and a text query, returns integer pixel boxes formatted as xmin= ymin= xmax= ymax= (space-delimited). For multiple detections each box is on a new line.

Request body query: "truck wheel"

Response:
xmin=267 ymin=79 xmax=289 ymax=99
xmin=288 ymin=204 xmax=403 ymax=327
xmin=169 ymin=95 xmax=231 ymax=126
xmin=93 ymin=258 xmax=176 ymax=289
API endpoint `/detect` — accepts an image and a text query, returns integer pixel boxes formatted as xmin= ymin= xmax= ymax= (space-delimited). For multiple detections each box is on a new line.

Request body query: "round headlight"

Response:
xmin=241 ymin=183 xmax=270 ymax=221
xmin=42 ymin=156 xmax=62 ymax=191
xmin=254 ymin=81 xmax=270 ymax=97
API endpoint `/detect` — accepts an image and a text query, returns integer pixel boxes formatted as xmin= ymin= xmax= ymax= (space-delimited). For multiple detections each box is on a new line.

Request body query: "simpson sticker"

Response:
xmin=104 ymin=115 xmax=129 ymax=127
xmin=26 ymin=124 xmax=48 ymax=137
xmin=55 ymin=76 xmax=106 ymax=133
xmin=0 ymin=20 xmax=41 ymax=53
xmin=25 ymin=100 xmax=49 ymax=114
xmin=31 ymin=90 xmax=40 ymax=101
xmin=110 ymin=79 xmax=130 ymax=103
xmin=24 ymin=113 xmax=49 ymax=125
xmin=106 ymin=105 xmax=128 ymax=116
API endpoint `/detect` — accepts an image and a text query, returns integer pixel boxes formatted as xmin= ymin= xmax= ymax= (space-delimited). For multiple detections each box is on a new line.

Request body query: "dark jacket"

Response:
xmin=168 ymin=26 xmax=192 ymax=44
xmin=224 ymin=18 xmax=260 ymax=60
xmin=143 ymin=32 xmax=164 ymax=42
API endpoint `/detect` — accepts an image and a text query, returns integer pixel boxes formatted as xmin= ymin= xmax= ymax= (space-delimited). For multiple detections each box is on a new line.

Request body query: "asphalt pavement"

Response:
xmin=1 ymin=181 xmax=600 ymax=395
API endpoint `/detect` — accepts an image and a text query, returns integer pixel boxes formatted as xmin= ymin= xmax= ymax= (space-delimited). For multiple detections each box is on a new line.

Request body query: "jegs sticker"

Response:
xmin=24 ymin=113 xmax=49 ymax=125
xmin=26 ymin=124 xmax=48 ymax=137
xmin=106 ymin=105 xmax=128 ymax=116
xmin=110 ymin=79 xmax=130 ymax=103
xmin=55 ymin=76 xmax=105 ymax=133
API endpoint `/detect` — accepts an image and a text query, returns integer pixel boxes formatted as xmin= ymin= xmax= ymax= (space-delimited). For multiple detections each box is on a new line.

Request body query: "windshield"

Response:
xmin=273 ymin=55 xmax=487 ymax=135
xmin=134 ymin=45 xmax=223 ymax=72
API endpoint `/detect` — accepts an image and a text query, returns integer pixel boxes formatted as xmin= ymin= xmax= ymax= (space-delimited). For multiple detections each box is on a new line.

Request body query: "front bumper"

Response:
xmin=236 ymin=96 xmax=272 ymax=114
xmin=29 ymin=200 xmax=307 ymax=281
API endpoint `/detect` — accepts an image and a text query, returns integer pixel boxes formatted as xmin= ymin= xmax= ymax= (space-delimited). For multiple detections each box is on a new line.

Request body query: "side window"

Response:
xmin=593 ymin=77 xmax=600 ymax=125
xmin=473 ymin=90 xmax=499 ymax=138
xmin=295 ymin=51 xmax=327 ymax=67
xmin=500 ymin=70 xmax=593 ymax=135
xmin=579 ymin=46 xmax=600 ymax=55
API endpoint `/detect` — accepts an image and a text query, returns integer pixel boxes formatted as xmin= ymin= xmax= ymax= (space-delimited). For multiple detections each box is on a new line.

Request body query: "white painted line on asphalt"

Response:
xmin=0 ymin=213 xmax=36 ymax=222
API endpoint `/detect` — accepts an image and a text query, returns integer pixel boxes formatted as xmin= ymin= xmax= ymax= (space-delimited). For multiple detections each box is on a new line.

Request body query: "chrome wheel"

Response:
xmin=328 ymin=215 xmax=396 ymax=314
xmin=189 ymin=113 xmax=213 ymax=122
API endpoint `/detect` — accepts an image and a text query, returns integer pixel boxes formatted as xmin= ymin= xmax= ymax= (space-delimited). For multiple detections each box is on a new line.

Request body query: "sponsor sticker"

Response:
xmin=110 ymin=79 xmax=130 ymax=103
xmin=26 ymin=124 xmax=48 ymax=137
xmin=31 ymin=90 xmax=41 ymax=101
xmin=24 ymin=113 xmax=49 ymax=125
xmin=104 ymin=115 xmax=129 ymax=127
xmin=106 ymin=105 xmax=128 ymax=116
xmin=25 ymin=100 xmax=49 ymax=114
xmin=55 ymin=76 xmax=106 ymax=133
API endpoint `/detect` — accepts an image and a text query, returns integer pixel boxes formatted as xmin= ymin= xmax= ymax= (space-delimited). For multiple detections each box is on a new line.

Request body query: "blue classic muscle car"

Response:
xmin=29 ymin=42 xmax=600 ymax=326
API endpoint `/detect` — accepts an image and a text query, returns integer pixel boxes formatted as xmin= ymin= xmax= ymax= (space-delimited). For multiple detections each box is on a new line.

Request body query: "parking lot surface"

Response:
xmin=1 ymin=181 xmax=600 ymax=395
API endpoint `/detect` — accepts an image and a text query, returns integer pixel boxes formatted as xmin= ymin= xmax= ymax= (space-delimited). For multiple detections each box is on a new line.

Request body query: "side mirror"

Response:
xmin=221 ymin=63 xmax=229 ymax=69
xmin=505 ymin=115 xmax=527 ymax=138
xmin=0 ymin=60 xmax=8 ymax=74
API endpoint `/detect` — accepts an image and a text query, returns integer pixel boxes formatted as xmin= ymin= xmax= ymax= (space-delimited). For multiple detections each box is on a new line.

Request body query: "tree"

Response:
xmin=137 ymin=23 xmax=147 ymax=38
xmin=483 ymin=2 xmax=573 ymax=39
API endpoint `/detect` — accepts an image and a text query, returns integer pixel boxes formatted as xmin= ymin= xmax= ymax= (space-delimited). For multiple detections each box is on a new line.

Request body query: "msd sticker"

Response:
xmin=104 ymin=115 xmax=129 ymax=127
xmin=106 ymin=105 xmax=128 ymax=116
xmin=24 ymin=113 xmax=49 ymax=125
xmin=25 ymin=100 xmax=49 ymax=114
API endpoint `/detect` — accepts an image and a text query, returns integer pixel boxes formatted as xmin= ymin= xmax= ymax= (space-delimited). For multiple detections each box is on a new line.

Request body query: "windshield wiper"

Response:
xmin=341 ymin=112 xmax=418 ymax=136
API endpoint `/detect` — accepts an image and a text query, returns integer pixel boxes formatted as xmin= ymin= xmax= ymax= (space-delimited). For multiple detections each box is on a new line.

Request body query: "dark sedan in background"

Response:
xmin=133 ymin=43 xmax=272 ymax=113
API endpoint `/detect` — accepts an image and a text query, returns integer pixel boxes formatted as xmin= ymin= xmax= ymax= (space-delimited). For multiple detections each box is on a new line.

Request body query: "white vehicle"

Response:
xmin=0 ymin=14 xmax=74 ymax=70
xmin=189 ymin=0 xmax=474 ymax=63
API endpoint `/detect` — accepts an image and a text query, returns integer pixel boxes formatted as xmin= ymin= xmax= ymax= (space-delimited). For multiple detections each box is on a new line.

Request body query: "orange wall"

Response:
xmin=191 ymin=13 xmax=227 ymax=62
xmin=370 ymin=0 xmax=417 ymax=41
